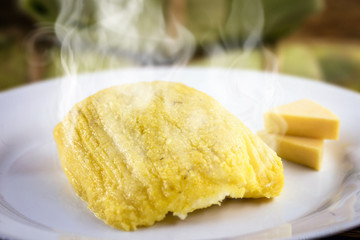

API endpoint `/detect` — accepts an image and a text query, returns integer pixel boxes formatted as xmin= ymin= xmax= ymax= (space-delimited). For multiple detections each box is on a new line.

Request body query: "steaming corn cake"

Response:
xmin=53 ymin=81 xmax=284 ymax=231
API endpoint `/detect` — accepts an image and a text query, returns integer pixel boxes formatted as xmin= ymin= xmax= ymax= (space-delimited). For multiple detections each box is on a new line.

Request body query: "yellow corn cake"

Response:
xmin=53 ymin=81 xmax=284 ymax=231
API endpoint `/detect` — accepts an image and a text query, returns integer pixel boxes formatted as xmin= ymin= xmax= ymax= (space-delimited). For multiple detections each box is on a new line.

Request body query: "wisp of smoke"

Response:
xmin=54 ymin=0 xmax=280 ymax=128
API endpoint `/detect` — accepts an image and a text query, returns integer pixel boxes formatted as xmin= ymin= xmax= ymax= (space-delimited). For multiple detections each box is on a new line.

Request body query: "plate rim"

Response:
xmin=1 ymin=67 xmax=360 ymax=240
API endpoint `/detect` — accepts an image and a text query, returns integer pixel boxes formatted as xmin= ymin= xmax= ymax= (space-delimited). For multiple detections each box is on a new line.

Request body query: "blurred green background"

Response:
xmin=1 ymin=0 xmax=360 ymax=92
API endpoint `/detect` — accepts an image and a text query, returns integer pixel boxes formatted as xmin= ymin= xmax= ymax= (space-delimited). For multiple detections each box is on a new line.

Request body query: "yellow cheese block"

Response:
xmin=264 ymin=99 xmax=340 ymax=139
xmin=258 ymin=130 xmax=324 ymax=170
xmin=53 ymin=81 xmax=284 ymax=231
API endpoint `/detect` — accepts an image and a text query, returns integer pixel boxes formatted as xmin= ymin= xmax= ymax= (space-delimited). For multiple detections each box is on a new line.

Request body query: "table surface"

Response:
xmin=324 ymin=227 xmax=360 ymax=239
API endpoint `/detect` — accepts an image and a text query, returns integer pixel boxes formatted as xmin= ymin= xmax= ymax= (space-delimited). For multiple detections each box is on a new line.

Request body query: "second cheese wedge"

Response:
xmin=258 ymin=130 xmax=324 ymax=170
xmin=264 ymin=99 xmax=340 ymax=139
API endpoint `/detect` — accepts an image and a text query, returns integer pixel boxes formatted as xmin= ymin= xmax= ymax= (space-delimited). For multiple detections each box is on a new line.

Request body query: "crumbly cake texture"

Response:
xmin=54 ymin=81 xmax=284 ymax=231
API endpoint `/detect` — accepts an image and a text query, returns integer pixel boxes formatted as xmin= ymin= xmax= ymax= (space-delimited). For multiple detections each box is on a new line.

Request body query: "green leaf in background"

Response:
xmin=316 ymin=46 xmax=360 ymax=91
xmin=189 ymin=49 xmax=263 ymax=70
xmin=261 ymin=0 xmax=323 ymax=42
xmin=277 ymin=41 xmax=360 ymax=92
xmin=44 ymin=48 xmax=135 ymax=79
xmin=0 ymin=33 xmax=28 ymax=91
xmin=185 ymin=0 xmax=227 ymax=45
xmin=19 ymin=0 xmax=59 ymax=23
xmin=277 ymin=42 xmax=323 ymax=80
xmin=19 ymin=0 xmax=324 ymax=47
xmin=10 ymin=0 xmax=353 ymax=93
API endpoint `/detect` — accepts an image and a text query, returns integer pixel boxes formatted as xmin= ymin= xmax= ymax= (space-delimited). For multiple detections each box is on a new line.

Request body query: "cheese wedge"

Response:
xmin=54 ymin=81 xmax=284 ymax=231
xmin=264 ymin=99 xmax=340 ymax=139
xmin=258 ymin=130 xmax=324 ymax=170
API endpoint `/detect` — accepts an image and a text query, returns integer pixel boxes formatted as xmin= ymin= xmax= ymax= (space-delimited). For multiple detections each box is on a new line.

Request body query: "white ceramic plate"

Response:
xmin=1 ymin=68 xmax=360 ymax=240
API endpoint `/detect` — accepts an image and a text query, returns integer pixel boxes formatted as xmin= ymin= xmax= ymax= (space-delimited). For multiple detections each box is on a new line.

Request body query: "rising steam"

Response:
xmin=54 ymin=0 xmax=197 ymax=118
xmin=54 ymin=0 xmax=280 ymax=127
